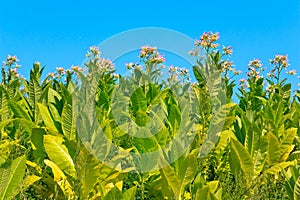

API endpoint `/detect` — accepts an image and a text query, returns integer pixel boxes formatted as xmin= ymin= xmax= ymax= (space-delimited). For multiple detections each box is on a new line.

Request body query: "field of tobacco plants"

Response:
xmin=0 ymin=32 xmax=300 ymax=199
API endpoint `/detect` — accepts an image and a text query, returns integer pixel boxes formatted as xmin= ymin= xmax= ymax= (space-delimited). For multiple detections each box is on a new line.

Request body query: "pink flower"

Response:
xmin=287 ymin=70 xmax=296 ymax=75
xmin=195 ymin=32 xmax=220 ymax=49
xmin=222 ymin=45 xmax=233 ymax=55
xmin=89 ymin=46 xmax=100 ymax=56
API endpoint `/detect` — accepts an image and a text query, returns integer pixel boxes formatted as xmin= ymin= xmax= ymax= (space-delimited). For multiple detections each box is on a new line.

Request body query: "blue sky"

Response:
xmin=1 ymin=0 xmax=299 ymax=89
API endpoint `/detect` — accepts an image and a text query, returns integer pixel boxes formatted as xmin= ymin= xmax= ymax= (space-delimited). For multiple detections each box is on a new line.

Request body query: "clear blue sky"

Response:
xmin=1 ymin=0 xmax=299 ymax=89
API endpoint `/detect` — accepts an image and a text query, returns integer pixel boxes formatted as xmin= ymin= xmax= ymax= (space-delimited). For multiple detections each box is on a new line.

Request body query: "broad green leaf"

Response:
xmin=265 ymin=161 xmax=296 ymax=175
xmin=76 ymin=147 xmax=99 ymax=198
xmin=103 ymin=186 xmax=122 ymax=200
xmin=195 ymin=181 xmax=220 ymax=200
xmin=0 ymin=87 xmax=10 ymax=121
xmin=18 ymin=175 xmax=41 ymax=194
xmin=229 ymin=139 xmax=254 ymax=184
xmin=62 ymin=103 xmax=77 ymax=141
xmin=48 ymin=88 xmax=62 ymax=104
xmin=44 ymin=159 xmax=75 ymax=198
xmin=178 ymin=152 xmax=198 ymax=195
xmin=135 ymin=109 xmax=149 ymax=127
xmin=159 ymin=157 xmax=180 ymax=199
xmin=49 ymin=104 xmax=61 ymax=123
xmin=130 ymin=87 xmax=147 ymax=113
xmin=37 ymin=103 xmax=59 ymax=135
xmin=31 ymin=128 xmax=46 ymax=160
xmin=122 ymin=186 xmax=137 ymax=200
xmin=44 ymin=135 xmax=77 ymax=178
xmin=281 ymin=128 xmax=297 ymax=161
xmin=245 ymin=122 xmax=261 ymax=156
xmin=8 ymin=100 xmax=31 ymax=121
xmin=28 ymin=77 xmax=42 ymax=123
xmin=0 ymin=155 xmax=26 ymax=200
xmin=168 ymin=103 xmax=181 ymax=134
xmin=265 ymin=132 xmax=281 ymax=166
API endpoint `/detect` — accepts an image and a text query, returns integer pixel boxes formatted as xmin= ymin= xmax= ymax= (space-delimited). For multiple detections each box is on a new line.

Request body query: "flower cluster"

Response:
xmin=287 ymin=69 xmax=297 ymax=75
xmin=46 ymin=65 xmax=85 ymax=82
xmin=239 ymin=59 xmax=265 ymax=89
xmin=2 ymin=55 xmax=22 ymax=82
xmin=267 ymin=55 xmax=296 ymax=82
xmin=195 ymin=32 xmax=220 ymax=49
xmin=84 ymin=46 xmax=118 ymax=80
xmin=56 ymin=67 xmax=65 ymax=75
xmin=220 ymin=60 xmax=241 ymax=81
xmin=8 ymin=68 xmax=21 ymax=78
xmin=96 ymin=58 xmax=115 ymax=73
xmin=249 ymin=59 xmax=263 ymax=69
xmin=269 ymin=54 xmax=289 ymax=68
xmin=71 ymin=65 xmax=84 ymax=74
xmin=222 ymin=45 xmax=233 ymax=55
xmin=168 ymin=65 xmax=190 ymax=84
xmin=126 ymin=62 xmax=142 ymax=71
xmin=221 ymin=61 xmax=234 ymax=72
xmin=3 ymin=55 xmax=19 ymax=66
xmin=247 ymin=59 xmax=264 ymax=79
xmin=239 ymin=78 xmax=249 ymax=89
xmin=87 ymin=46 xmax=101 ymax=57
xmin=139 ymin=46 xmax=166 ymax=64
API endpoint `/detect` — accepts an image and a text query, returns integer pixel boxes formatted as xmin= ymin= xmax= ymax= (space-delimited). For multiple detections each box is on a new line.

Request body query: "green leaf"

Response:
xmin=265 ymin=132 xmax=281 ymax=166
xmin=76 ymin=147 xmax=99 ymax=198
xmin=294 ymin=175 xmax=300 ymax=200
xmin=195 ymin=181 xmax=220 ymax=200
xmin=43 ymin=135 xmax=77 ymax=178
xmin=229 ymin=139 xmax=254 ymax=185
xmin=122 ymin=186 xmax=137 ymax=200
xmin=18 ymin=175 xmax=41 ymax=194
xmin=178 ymin=152 xmax=198 ymax=195
xmin=0 ymin=87 xmax=10 ymax=121
xmin=135 ymin=109 xmax=149 ymax=127
xmin=62 ymin=103 xmax=77 ymax=141
xmin=130 ymin=87 xmax=147 ymax=113
xmin=159 ymin=157 xmax=180 ymax=199
xmin=168 ymin=103 xmax=181 ymax=133
xmin=0 ymin=155 xmax=26 ymax=200
xmin=37 ymin=103 xmax=59 ymax=135
xmin=8 ymin=101 xmax=31 ymax=121
xmin=28 ymin=77 xmax=42 ymax=123
xmin=281 ymin=128 xmax=297 ymax=161
xmin=31 ymin=128 xmax=46 ymax=160
xmin=265 ymin=161 xmax=296 ymax=175
xmin=103 ymin=187 xmax=122 ymax=200
xmin=44 ymin=159 xmax=75 ymax=198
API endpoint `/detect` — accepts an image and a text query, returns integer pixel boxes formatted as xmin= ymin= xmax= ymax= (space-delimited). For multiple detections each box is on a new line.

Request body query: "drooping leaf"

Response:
xmin=44 ymin=159 xmax=75 ymax=198
xmin=281 ymin=128 xmax=297 ymax=161
xmin=229 ymin=139 xmax=254 ymax=184
xmin=43 ymin=135 xmax=77 ymax=178
xmin=265 ymin=132 xmax=281 ymax=166
xmin=159 ymin=157 xmax=180 ymax=199
xmin=265 ymin=161 xmax=296 ymax=175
